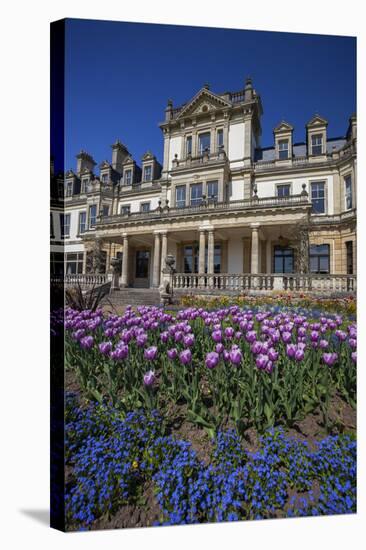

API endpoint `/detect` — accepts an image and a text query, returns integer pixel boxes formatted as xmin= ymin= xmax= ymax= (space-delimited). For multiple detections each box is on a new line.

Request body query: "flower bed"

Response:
xmin=63 ymin=305 xmax=356 ymax=433
xmin=58 ymin=302 xmax=357 ymax=529
xmin=65 ymin=396 xmax=356 ymax=529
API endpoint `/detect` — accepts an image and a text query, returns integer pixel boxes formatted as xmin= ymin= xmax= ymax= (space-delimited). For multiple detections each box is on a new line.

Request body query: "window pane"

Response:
xmin=143 ymin=165 xmax=152 ymax=181
xmin=198 ymin=132 xmax=210 ymax=153
xmin=135 ymin=251 xmax=149 ymax=278
xmin=190 ymin=183 xmax=203 ymax=205
xmin=89 ymin=205 xmax=97 ymax=227
xmin=176 ymin=185 xmax=186 ymax=207
xmin=277 ymin=185 xmax=290 ymax=197
xmin=207 ymin=181 xmax=218 ymax=201
xmin=217 ymin=130 xmax=223 ymax=148
xmin=186 ymin=136 xmax=192 ymax=155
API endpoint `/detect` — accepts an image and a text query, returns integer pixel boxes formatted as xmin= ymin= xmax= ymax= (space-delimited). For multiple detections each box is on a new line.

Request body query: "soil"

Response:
xmin=64 ymin=370 xmax=356 ymax=531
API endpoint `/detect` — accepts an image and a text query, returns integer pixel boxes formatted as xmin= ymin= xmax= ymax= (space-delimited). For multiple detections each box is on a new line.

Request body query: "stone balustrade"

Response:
xmin=51 ymin=273 xmax=109 ymax=287
xmin=172 ymin=273 xmax=357 ymax=293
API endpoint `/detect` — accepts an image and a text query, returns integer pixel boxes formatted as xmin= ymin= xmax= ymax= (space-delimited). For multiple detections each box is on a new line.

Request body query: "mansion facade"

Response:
xmin=51 ymin=77 xmax=357 ymax=292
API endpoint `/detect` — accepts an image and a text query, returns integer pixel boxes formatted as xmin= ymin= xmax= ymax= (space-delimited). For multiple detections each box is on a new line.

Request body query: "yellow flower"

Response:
xmin=132 ymin=460 xmax=139 ymax=470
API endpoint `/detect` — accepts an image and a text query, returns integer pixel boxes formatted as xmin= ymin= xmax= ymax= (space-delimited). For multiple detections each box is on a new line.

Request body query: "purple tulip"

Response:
xmin=212 ymin=330 xmax=222 ymax=343
xmin=256 ymin=354 xmax=269 ymax=370
xmin=179 ymin=349 xmax=192 ymax=365
xmin=174 ymin=331 xmax=183 ymax=343
xmin=72 ymin=328 xmax=86 ymax=341
xmin=223 ymin=350 xmax=230 ymax=362
xmin=286 ymin=344 xmax=297 ymax=358
xmin=335 ymin=330 xmax=347 ymax=342
xmin=282 ymin=331 xmax=292 ymax=344
xmin=110 ymin=344 xmax=128 ymax=361
xmin=98 ymin=341 xmax=112 ymax=355
xmin=224 ymin=327 xmax=235 ymax=339
xmin=183 ymin=333 xmax=195 ymax=347
xmin=160 ymin=331 xmax=169 ymax=343
xmin=144 ymin=346 xmax=158 ymax=361
xmin=167 ymin=348 xmax=178 ymax=360
xmin=322 ymin=352 xmax=338 ymax=366
xmin=205 ymin=351 xmax=220 ymax=369
xmin=245 ymin=330 xmax=257 ymax=344
xmin=136 ymin=333 xmax=148 ymax=347
xmin=349 ymin=338 xmax=357 ymax=350
xmin=268 ymin=348 xmax=279 ymax=362
xmin=319 ymin=339 xmax=328 ymax=349
xmin=250 ymin=341 xmax=262 ymax=355
xmin=310 ymin=331 xmax=319 ymax=342
xmin=80 ymin=336 xmax=94 ymax=350
xmin=235 ymin=331 xmax=242 ymax=340
xmin=215 ymin=343 xmax=224 ymax=354
xmin=143 ymin=370 xmax=156 ymax=387
xmin=229 ymin=348 xmax=242 ymax=365
xmin=351 ymin=351 xmax=357 ymax=364
xmin=294 ymin=348 xmax=305 ymax=362
xmin=265 ymin=360 xmax=274 ymax=374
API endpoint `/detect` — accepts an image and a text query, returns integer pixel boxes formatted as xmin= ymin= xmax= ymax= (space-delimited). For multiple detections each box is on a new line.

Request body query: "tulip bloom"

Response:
xmin=143 ymin=370 xmax=156 ymax=386
xmin=80 ymin=336 xmax=94 ymax=350
xmin=179 ymin=349 xmax=192 ymax=365
xmin=205 ymin=351 xmax=220 ymax=369
xmin=229 ymin=348 xmax=242 ymax=365
xmin=167 ymin=348 xmax=178 ymax=360
xmin=98 ymin=341 xmax=112 ymax=355
xmin=144 ymin=346 xmax=158 ymax=361
xmin=322 ymin=352 xmax=338 ymax=366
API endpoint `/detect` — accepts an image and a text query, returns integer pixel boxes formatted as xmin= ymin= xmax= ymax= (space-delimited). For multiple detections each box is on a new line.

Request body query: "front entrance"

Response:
xmin=134 ymin=249 xmax=150 ymax=288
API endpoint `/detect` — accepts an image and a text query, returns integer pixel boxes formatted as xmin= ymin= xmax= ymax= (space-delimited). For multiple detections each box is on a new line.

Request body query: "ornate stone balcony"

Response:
xmin=171 ymin=149 xmax=228 ymax=172
xmin=97 ymin=193 xmax=311 ymax=227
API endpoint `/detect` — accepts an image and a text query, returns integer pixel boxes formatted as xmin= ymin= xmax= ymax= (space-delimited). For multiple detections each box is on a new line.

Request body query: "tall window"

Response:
xmin=274 ymin=246 xmax=294 ymax=273
xmin=66 ymin=252 xmax=84 ymax=275
xmin=277 ymin=184 xmax=290 ymax=198
xmin=278 ymin=139 xmax=289 ymax=160
xmin=50 ymin=213 xmax=54 ymax=238
xmin=50 ymin=252 xmax=64 ymax=275
xmin=143 ymin=165 xmax=152 ymax=182
xmin=198 ymin=132 xmax=210 ymax=154
xmin=89 ymin=205 xmax=97 ymax=228
xmin=176 ymin=185 xmax=186 ymax=208
xmin=60 ymin=213 xmax=70 ymax=238
xmin=102 ymin=205 xmax=109 ymax=217
xmin=186 ymin=136 xmax=192 ymax=156
xmin=311 ymin=182 xmax=325 ymax=214
xmin=345 ymin=175 xmax=353 ymax=210
xmin=190 ymin=183 xmax=203 ymax=206
xmin=120 ymin=205 xmax=131 ymax=215
xmin=311 ymin=134 xmax=323 ymax=156
xmin=101 ymin=173 xmax=108 ymax=184
xmin=66 ymin=181 xmax=73 ymax=197
xmin=310 ymin=244 xmax=330 ymax=274
xmin=217 ymin=129 xmax=224 ymax=149
xmin=346 ymin=241 xmax=353 ymax=274
xmin=140 ymin=202 xmax=150 ymax=212
xmin=124 ymin=169 xmax=132 ymax=185
xmin=207 ymin=181 xmax=218 ymax=202
xmin=78 ymin=211 xmax=86 ymax=234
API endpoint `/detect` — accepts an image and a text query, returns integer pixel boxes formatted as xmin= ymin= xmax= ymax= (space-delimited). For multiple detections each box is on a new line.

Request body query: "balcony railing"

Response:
xmin=172 ymin=273 xmax=357 ymax=293
xmin=98 ymin=194 xmax=311 ymax=226
xmin=171 ymin=149 xmax=227 ymax=170
xmin=51 ymin=273 xmax=109 ymax=287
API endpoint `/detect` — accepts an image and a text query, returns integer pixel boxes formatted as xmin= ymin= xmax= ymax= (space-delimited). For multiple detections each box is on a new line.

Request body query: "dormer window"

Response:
xmin=66 ymin=181 xmax=73 ymax=197
xmin=82 ymin=178 xmax=89 ymax=192
xmin=311 ymin=134 xmax=323 ymax=156
xmin=198 ymin=132 xmax=210 ymax=154
xmin=124 ymin=169 xmax=132 ymax=185
xmin=143 ymin=165 xmax=152 ymax=182
xmin=101 ymin=173 xmax=108 ymax=184
xmin=186 ymin=136 xmax=192 ymax=156
xmin=278 ymin=139 xmax=289 ymax=160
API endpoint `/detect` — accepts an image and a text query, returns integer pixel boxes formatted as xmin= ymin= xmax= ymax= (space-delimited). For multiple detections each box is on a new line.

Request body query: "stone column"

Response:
xmin=121 ymin=234 xmax=129 ymax=287
xmin=198 ymin=230 xmax=206 ymax=274
xmin=266 ymin=239 xmax=272 ymax=273
xmin=152 ymin=232 xmax=161 ymax=287
xmin=160 ymin=231 xmax=168 ymax=280
xmin=207 ymin=230 xmax=215 ymax=273
xmin=251 ymin=225 xmax=259 ymax=274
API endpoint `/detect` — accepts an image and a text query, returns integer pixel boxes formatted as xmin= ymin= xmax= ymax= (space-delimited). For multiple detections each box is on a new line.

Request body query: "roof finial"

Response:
xmin=203 ymin=83 xmax=210 ymax=90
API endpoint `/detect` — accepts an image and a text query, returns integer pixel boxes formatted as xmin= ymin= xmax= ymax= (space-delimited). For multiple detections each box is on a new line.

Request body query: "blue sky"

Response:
xmin=63 ymin=18 xmax=356 ymax=172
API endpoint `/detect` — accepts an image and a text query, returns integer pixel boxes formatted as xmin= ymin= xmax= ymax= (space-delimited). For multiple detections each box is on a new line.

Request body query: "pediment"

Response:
xmin=176 ymin=88 xmax=232 ymax=119
xmin=123 ymin=155 xmax=134 ymax=165
xmin=142 ymin=150 xmax=155 ymax=161
xmin=99 ymin=160 xmax=111 ymax=169
xmin=307 ymin=115 xmax=328 ymax=127
xmin=274 ymin=120 xmax=293 ymax=133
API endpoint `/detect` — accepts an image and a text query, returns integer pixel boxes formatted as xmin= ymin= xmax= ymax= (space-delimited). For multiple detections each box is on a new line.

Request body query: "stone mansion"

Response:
xmin=50 ymin=77 xmax=357 ymax=293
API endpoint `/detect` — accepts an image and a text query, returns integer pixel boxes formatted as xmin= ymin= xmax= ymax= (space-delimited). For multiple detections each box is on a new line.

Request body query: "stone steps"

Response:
xmin=104 ymin=288 xmax=161 ymax=307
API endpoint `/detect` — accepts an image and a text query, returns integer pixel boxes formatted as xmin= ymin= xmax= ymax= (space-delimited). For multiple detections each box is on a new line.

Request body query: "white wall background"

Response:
xmin=228 ymin=122 xmax=245 ymax=161
xmin=168 ymin=135 xmax=182 ymax=169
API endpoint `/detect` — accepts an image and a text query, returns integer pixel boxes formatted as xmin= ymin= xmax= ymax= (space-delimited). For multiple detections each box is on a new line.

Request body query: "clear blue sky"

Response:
xmin=63 ymin=18 xmax=356 ymax=173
